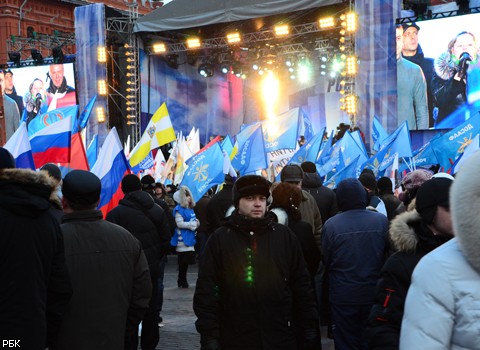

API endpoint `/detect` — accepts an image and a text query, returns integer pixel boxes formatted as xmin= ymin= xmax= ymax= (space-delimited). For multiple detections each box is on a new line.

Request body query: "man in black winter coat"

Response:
xmin=205 ymin=174 xmax=235 ymax=234
xmin=106 ymin=174 xmax=171 ymax=350
xmin=0 ymin=148 xmax=72 ymax=349
xmin=194 ymin=175 xmax=320 ymax=350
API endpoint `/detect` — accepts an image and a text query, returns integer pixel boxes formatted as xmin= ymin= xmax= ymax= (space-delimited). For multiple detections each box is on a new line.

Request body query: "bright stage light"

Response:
xmin=274 ymin=24 xmax=289 ymax=36
xmin=341 ymin=12 xmax=357 ymax=32
xmin=97 ymin=80 xmax=107 ymax=95
xmin=226 ymin=32 xmax=241 ymax=44
xmin=319 ymin=17 xmax=335 ymax=29
xmin=345 ymin=94 xmax=357 ymax=114
xmin=97 ymin=46 xmax=107 ymax=63
xmin=297 ymin=58 xmax=312 ymax=83
xmin=346 ymin=56 xmax=357 ymax=75
xmin=186 ymin=38 xmax=201 ymax=49
xmin=262 ymin=71 xmax=279 ymax=118
xmin=153 ymin=43 xmax=167 ymax=54
xmin=96 ymin=107 xmax=105 ymax=123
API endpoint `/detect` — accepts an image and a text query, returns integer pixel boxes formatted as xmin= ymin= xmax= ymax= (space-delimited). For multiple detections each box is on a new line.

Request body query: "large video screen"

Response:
xmin=5 ymin=62 xmax=77 ymax=126
xmin=397 ymin=13 xmax=480 ymax=130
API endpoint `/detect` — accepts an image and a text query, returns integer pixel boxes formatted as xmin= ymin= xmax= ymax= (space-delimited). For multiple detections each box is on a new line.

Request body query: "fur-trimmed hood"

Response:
xmin=434 ymin=51 xmax=456 ymax=81
xmin=389 ymin=210 xmax=422 ymax=252
xmin=0 ymin=168 xmax=59 ymax=216
xmin=173 ymin=185 xmax=195 ymax=208
xmin=450 ymin=152 xmax=480 ymax=273
xmin=269 ymin=207 xmax=289 ymax=226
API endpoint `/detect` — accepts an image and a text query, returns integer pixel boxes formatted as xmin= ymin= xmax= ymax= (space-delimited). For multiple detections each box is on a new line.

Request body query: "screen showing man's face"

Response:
xmin=50 ymin=64 xmax=65 ymax=88
xmin=4 ymin=73 xmax=13 ymax=91
xmin=402 ymin=27 xmax=419 ymax=55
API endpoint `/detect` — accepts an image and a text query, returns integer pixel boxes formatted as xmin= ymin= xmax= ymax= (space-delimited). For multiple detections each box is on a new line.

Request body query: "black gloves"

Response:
xmin=200 ymin=337 xmax=221 ymax=350
xmin=457 ymin=52 xmax=472 ymax=80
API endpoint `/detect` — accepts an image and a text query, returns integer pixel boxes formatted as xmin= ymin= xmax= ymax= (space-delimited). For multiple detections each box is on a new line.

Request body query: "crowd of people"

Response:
xmin=0 ymin=144 xmax=479 ymax=350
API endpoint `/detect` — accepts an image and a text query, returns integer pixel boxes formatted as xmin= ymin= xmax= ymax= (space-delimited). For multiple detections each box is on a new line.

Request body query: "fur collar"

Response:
xmin=269 ymin=207 xmax=289 ymax=226
xmin=0 ymin=168 xmax=58 ymax=204
xmin=389 ymin=210 xmax=421 ymax=252
xmin=434 ymin=51 xmax=456 ymax=81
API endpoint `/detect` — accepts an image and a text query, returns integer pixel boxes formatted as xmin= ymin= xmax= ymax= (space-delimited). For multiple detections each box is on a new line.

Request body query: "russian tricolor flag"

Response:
xmin=4 ymin=122 xmax=35 ymax=170
xmin=29 ymin=116 xmax=72 ymax=169
xmin=91 ymin=127 xmax=130 ymax=217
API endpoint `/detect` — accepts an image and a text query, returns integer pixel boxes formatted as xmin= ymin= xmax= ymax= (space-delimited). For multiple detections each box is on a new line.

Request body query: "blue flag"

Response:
xmin=324 ymin=156 xmax=360 ymax=189
xmin=78 ymin=95 xmax=97 ymax=131
xmin=180 ymin=142 xmax=225 ymax=202
xmin=232 ymin=124 xmax=268 ymax=175
xmin=372 ymin=116 xmax=388 ymax=151
xmin=288 ymin=127 xmax=325 ymax=165
xmin=431 ymin=112 xmax=480 ymax=170
xmin=86 ymin=135 xmax=98 ymax=169
xmin=261 ymin=109 xmax=300 ymax=152
xmin=318 ymin=131 xmax=335 ymax=165
xmin=28 ymin=105 xmax=79 ymax=137
xmin=378 ymin=121 xmax=413 ymax=158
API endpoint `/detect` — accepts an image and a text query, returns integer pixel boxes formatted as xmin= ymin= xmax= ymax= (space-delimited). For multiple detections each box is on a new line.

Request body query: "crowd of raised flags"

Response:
xmin=4 ymin=98 xmax=480 ymax=216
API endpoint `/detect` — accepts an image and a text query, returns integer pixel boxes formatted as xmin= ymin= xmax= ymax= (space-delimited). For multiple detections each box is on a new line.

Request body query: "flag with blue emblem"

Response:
xmin=261 ymin=108 xmax=300 ymax=152
xmin=288 ymin=128 xmax=325 ymax=165
xmin=27 ymin=105 xmax=79 ymax=137
xmin=431 ymin=112 xmax=480 ymax=170
xmin=180 ymin=141 xmax=225 ymax=202
xmin=324 ymin=156 xmax=360 ymax=189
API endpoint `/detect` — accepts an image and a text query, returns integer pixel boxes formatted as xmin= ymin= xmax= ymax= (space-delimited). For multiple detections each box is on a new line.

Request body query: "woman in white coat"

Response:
xmin=400 ymin=151 xmax=480 ymax=349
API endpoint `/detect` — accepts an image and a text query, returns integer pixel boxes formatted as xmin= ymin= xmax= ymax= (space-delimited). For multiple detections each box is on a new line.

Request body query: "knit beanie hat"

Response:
xmin=0 ymin=147 xmax=15 ymax=169
xmin=232 ymin=175 xmax=271 ymax=207
xmin=416 ymin=177 xmax=453 ymax=225
xmin=402 ymin=169 xmax=432 ymax=192
xmin=121 ymin=174 xmax=142 ymax=194
xmin=140 ymin=174 xmax=155 ymax=190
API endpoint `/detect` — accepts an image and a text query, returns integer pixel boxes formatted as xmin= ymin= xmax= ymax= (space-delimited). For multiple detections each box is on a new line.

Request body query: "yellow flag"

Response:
xmin=129 ymin=103 xmax=176 ymax=168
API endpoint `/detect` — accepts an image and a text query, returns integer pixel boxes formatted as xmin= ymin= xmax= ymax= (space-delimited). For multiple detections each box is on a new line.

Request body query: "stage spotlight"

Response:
xmin=220 ymin=64 xmax=230 ymax=74
xmin=274 ymin=24 xmax=289 ymax=37
xmin=252 ymin=63 xmax=260 ymax=71
xmin=52 ymin=47 xmax=64 ymax=63
xmin=96 ymin=107 xmax=106 ymax=123
xmin=8 ymin=52 xmax=21 ymax=67
xmin=152 ymin=43 xmax=167 ymax=54
xmin=198 ymin=63 xmax=214 ymax=77
xmin=186 ymin=38 xmax=201 ymax=49
xmin=97 ymin=80 xmax=107 ymax=95
xmin=97 ymin=46 xmax=107 ymax=63
xmin=31 ymin=49 xmax=44 ymax=65
xmin=319 ymin=17 xmax=335 ymax=29
xmin=165 ymin=54 xmax=179 ymax=69
xmin=226 ymin=32 xmax=241 ymax=44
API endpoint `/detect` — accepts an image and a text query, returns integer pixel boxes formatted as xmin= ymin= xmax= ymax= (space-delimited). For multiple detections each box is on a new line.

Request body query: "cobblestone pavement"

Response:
xmin=153 ymin=255 xmax=334 ymax=350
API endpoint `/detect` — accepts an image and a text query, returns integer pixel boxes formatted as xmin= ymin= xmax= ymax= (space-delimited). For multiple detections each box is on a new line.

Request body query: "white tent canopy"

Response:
xmin=134 ymin=0 xmax=342 ymax=32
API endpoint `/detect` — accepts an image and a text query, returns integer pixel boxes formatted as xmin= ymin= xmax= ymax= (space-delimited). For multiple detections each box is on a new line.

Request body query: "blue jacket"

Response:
xmin=171 ymin=205 xmax=197 ymax=247
xmin=321 ymin=178 xmax=389 ymax=305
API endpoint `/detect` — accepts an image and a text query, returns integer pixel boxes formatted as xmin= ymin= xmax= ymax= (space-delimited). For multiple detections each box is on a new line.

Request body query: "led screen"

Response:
xmin=397 ymin=13 xmax=480 ymax=130
xmin=5 ymin=62 xmax=77 ymax=125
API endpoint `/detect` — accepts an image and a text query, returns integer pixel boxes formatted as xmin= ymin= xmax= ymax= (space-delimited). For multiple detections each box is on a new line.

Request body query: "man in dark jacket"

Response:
xmin=194 ymin=175 xmax=320 ymax=350
xmin=322 ymin=178 xmax=389 ymax=350
xmin=205 ymin=173 xmax=235 ymax=233
xmin=107 ymin=174 xmax=171 ymax=350
xmin=0 ymin=148 xmax=72 ymax=350
xmin=368 ymin=177 xmax=453 ymax=350
xmin=377 ymin=176 xmax=405 ymax=221
xmin=401 ymin=22 xmax=435 ymax=128
xmin=55 ymin=170 xmax=152 ymax=350
xmin=301 ymin=161 xmax=338 ymax=225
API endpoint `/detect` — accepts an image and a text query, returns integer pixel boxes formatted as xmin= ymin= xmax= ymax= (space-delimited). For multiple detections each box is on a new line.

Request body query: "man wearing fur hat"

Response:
xmin=57 ymin=170 xmax=152 ymax=350
xmin=106 ymin=173 xmax=171 ymax=350
xmin=194 ymin=175 xmax=320 ymax=350
xmin=321 ymin=178 xmax=389 ymax=350
xmin=0 ymin=147 xmax=72 ymax=349
xmin=368 ymin=177 xmax=453 ymax=349
xmin=400 ymin=151 xmax=480 ymax=349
